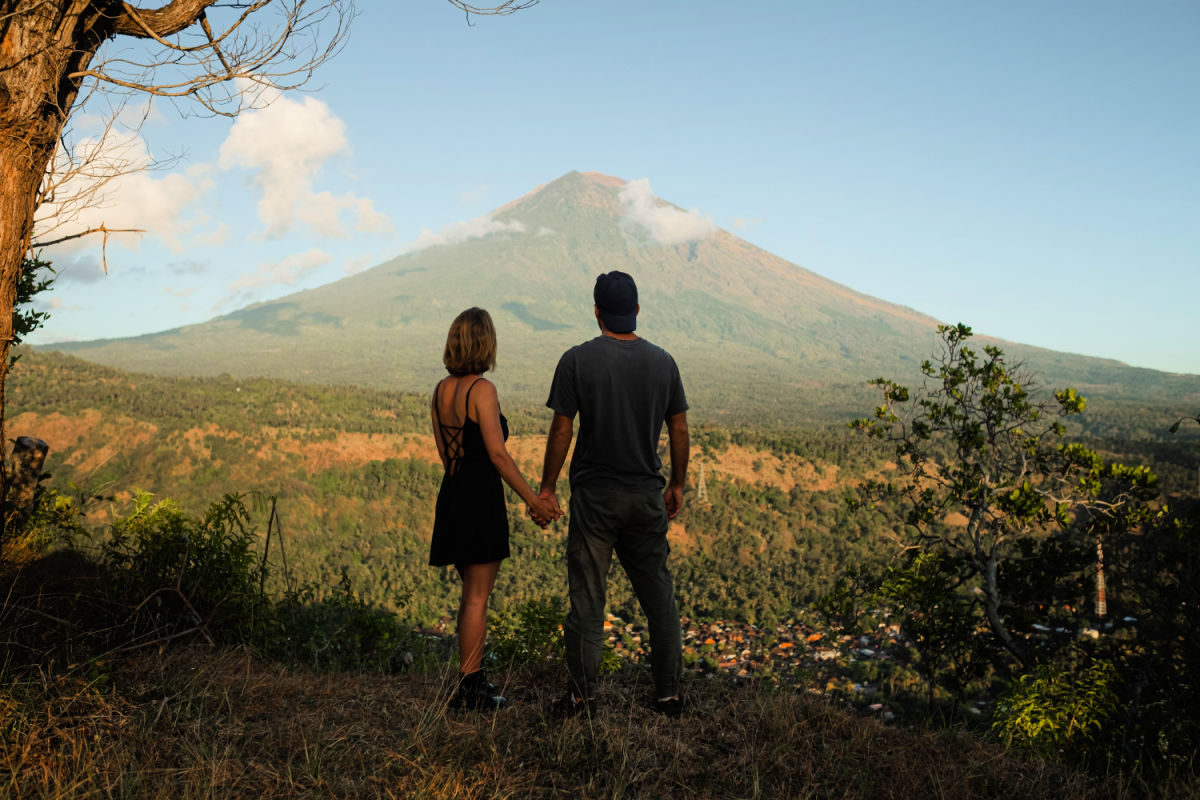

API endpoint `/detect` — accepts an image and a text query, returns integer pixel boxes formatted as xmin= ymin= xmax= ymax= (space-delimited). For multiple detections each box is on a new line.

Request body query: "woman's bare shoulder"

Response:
xmin=470 ymin=376 xmax=498 ymax=398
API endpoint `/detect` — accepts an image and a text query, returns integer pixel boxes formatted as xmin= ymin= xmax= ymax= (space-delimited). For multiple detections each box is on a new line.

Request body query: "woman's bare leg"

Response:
xmin=455 ymin=561 xmax=500 ymax=674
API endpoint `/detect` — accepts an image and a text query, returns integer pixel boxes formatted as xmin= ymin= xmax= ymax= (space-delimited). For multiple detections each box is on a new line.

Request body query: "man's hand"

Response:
xmin=541 ymin=486 xmax=563 ymax=519
xmin=664 ymin=483 xmax=684 ymax=520
xmin=664 ymin=411 xmax=689 ymax=521
xmin=529 ymin=487 xmax=563 ymax=528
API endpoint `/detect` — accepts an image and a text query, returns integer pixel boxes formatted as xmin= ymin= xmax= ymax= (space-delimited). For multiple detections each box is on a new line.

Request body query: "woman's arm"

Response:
xmin=471 ymin=379 xmax=558 ymax=519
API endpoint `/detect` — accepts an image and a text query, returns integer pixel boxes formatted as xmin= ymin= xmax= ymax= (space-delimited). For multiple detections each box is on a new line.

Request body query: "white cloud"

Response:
xmin=219 ymin=94 xmax=392 ymax=238
xmin=343 ymin=254 xmax=372 ymax=275
xmin=192 ymin=222 xmax=231 ymax=248
xmin=350 ymin=197 xmax=392 ymax=234
xmin=164 ymin=286 xmax=195 ymax=299
xmin=402 ymin=215 xmax=526 ymax=254
xmin=618 ymin=178 xmax=715 ymax=245
xmin=229 ymin=249 xmax=332 ymax=292
xmin=36 ymin=130 xmax=214 ymax=255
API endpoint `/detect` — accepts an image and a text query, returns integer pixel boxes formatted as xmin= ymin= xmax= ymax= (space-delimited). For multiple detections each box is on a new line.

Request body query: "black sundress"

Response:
xmin=429 ymin=378 xmax=511 ymax=566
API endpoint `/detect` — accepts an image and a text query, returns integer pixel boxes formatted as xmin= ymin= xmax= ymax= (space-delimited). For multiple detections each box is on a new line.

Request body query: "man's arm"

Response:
xmin=539 ymin=412 xmax=574 ymax=513
xmin=664 ymin=411 xmax=689 ymax=520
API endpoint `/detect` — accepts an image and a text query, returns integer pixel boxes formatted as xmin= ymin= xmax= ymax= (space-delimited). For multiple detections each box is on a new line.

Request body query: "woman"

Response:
xmin=430 ymin=307 xmax=559 ymax=711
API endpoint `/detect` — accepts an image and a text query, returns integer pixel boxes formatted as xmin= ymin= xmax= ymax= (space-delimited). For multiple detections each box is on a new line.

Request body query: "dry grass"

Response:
xmin=0 ymin=648 xmax=1161 ymax=800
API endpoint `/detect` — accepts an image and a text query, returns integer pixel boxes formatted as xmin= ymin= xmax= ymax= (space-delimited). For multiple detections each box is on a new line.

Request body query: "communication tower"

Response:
xmin=695 ymin=459 xmax=711 ymax=507
xmin=1094 ymin=538 xmax=1107 ymax=618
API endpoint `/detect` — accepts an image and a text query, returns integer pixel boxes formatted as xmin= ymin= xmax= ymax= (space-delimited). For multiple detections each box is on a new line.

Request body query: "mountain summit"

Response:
xmin=47 ymin=171 xmax=1197 ymax=422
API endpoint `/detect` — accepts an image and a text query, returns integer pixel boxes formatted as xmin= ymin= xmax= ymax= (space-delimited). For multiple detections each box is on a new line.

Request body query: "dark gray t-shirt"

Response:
xmin=546 ymin=335 xmax=688 ymax=491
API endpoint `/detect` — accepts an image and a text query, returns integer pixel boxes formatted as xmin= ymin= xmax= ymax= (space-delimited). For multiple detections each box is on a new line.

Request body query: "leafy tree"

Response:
xmin=850 ymin=324 xmax=1156 ymax=671
xmin=874 ymin=550 xmax=994 ymax=709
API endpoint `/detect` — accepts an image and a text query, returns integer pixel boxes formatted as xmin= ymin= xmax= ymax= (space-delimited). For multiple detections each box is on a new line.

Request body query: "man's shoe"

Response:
xmin=651 ymin=695 xmax=683 ymax=718
xmin=550 ymin=691 xmax=594 ymax=718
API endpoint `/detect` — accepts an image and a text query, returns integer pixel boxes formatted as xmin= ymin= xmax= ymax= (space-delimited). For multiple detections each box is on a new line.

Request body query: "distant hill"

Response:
xmin=45 ymin=171 xmax=1200 ymax=424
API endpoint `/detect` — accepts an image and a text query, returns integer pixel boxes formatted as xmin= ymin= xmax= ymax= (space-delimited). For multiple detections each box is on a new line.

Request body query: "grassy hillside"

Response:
xmin=4 ymin=649 xmax=1147 ymax=800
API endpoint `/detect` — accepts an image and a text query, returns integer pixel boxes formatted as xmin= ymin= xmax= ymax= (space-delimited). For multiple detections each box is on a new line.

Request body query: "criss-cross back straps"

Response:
xmin=433 ymin=377 xmax=482 ymax=476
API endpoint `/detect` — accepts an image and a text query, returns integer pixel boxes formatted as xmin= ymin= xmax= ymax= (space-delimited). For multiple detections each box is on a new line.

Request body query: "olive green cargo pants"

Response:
xmin=563 ymin=485 xmax=682 ymax=700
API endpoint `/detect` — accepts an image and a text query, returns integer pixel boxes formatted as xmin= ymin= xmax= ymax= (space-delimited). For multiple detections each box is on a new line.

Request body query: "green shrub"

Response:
xmin=487 ymin=597 xmax=566 ymax=669
xmin=100 ymin=492 xmax=267 ymax=643
xmin=5 ymin=490 xmax=436 ymax=676
xmin=992 ymin=659 xmax=1119 ymax=765
xmin=485 ymin=597 xmax=621 ymax=674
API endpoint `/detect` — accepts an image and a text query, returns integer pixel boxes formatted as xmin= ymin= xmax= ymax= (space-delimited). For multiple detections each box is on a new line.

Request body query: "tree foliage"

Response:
xmin=850 ymin=323 xmax=1157 ymax=670
xmin=12 ymin=256 xmax=55 ymax=359
xmin=992 ymin=660 xmax=1120 ymax=764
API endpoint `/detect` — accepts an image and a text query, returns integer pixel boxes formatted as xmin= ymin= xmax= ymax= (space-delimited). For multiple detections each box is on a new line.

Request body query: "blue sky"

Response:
xmin=31 ymin=1 xmax=1200 ymax=375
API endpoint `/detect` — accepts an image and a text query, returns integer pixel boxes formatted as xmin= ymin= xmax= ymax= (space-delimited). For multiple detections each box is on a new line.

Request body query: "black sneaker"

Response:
xmin=449 ymin=671 xmax=507 ymax=712
xmin=651 ymin=695 xmax=683 ymax=718
xmin=549 ymin=691 xmax=594 ymax=719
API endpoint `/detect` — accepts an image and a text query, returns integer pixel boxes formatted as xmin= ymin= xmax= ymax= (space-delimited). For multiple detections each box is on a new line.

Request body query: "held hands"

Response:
xmin=528 ymin=487 xmax=563 ymax=528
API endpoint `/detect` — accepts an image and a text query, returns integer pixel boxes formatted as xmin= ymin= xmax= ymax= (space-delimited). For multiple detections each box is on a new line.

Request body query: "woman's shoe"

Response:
xmin=449 ymin=670 xmax=507 ymax=711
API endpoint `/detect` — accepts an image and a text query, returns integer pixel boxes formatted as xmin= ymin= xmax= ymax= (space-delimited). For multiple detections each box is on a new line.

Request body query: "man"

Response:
xmin=538 ymin=270 xmax=689 ymax=717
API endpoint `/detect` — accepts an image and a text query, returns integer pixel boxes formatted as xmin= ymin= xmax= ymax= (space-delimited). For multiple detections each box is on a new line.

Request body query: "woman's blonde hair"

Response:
xmin=443 ymin=307 xmax=497 ymax=376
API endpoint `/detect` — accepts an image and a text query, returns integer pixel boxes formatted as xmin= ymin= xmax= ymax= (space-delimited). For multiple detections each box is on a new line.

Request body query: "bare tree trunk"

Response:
xmin=964 ymin=502 xmax=1031 ymax=670
xmin=982 ymin=554 xmax=1031 ymax=670
xmin=0 ymin=2 xmax=109 ymax=508
xmin=0 ymin=133 xmax=58 ymax=507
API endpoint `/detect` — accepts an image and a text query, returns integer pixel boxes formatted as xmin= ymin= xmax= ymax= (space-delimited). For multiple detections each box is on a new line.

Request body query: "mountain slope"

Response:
xmin=48 ymin=171 xmax=1200 ymax=423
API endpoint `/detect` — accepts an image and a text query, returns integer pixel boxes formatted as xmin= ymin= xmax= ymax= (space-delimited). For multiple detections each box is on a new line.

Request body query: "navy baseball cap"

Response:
xmin=594 ymin=271 xmax=638 ymax=333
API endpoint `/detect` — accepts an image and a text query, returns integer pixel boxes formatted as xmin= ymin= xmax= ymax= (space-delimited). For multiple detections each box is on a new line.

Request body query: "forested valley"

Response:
xmin=13 ymin=348 xmax=1194 ymax=627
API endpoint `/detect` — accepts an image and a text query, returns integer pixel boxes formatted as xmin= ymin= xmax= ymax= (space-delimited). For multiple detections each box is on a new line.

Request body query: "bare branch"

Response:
xmin=110 ymin=0 xmax=223 ymax=38
xmin=446 ymin=0 xmax=538 ymax=15
xmin=67 ymin=1 xmax=354 ymax=118
xmin=199 ymin=10 xmax=233 ymax=73
xmin=31 ymin=223 xmax=145 ymax=249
